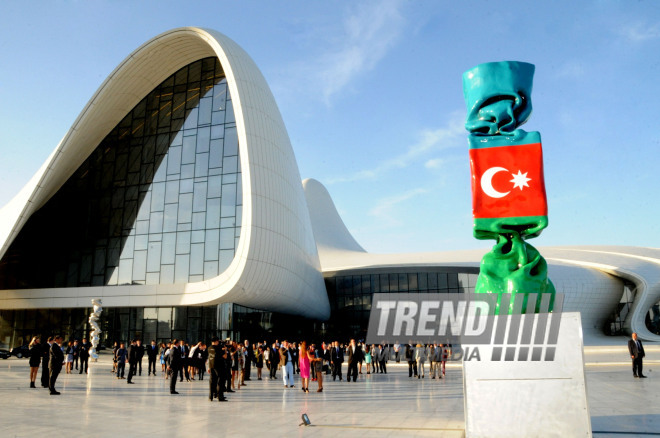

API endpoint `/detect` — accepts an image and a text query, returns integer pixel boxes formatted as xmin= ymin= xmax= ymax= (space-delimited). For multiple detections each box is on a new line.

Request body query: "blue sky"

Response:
xmin=1 ymin=1 xmax=659 ymax=254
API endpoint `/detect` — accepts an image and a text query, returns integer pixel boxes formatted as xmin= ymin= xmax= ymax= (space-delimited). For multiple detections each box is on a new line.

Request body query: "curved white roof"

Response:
xmin=0 ymin=28 xmax=329 ymax=319
xmin=304 ymin=179 xmax=660 ymax=341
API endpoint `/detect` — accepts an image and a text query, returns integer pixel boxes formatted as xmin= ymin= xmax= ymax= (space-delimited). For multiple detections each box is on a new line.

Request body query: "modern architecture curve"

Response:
xmin=0 ymin=27 xmax=658 ymax=347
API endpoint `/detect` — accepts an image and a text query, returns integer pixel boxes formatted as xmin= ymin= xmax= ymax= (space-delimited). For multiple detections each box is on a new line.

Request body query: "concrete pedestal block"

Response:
xmin=463 ymin=312 xmax=591 ymax=437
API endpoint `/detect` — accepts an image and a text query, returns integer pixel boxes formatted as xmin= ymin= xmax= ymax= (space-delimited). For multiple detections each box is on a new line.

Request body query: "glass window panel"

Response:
xmin=191 ymin=230 xmax=205 ymax=243
xmin=221 ymin=184 xmax=236 ymax=216
xmin=223 ymin=156 xmax=237 ymax=174
xmin=209 ymin=139 xmax=223 ymax=168
xmin=219 ymin=249 xmax=234 ymax=272
xmin=182 ymin=136 xmax=196 ymax=165
xmin=160 ymin=265 xmax=174 ymax=284
xmin=163 ymin=204 xmax=178 ymax=232
xmin=213 ymin=83 xmax=227 ymax=110
xmin=225 ymin=100 xmax=235 ymax=123
xmin=220 ymin=217 xmax=235 ymax=228
xmin=135 ymin=235 xmax=148 ymax=251
xmin=224 ymin=127 xmax=238 ymax=156
xmin=398 ymin=273 xmax=408 ymax=292
xmin=212 ymin=111 xmax=225 ymax=125
xmin=121 ymin=235 xmax=135 ymax=258
xmin=389 ymin=274 xmax=398 ymax=292
xmin=220 ymin=228 xmax=234 ymax=250
xmin=192 ymin=212 xmax=206 ymax=230
xmin=207 ymin=175 xmax=222 ymax=198
xmin=147 ymin=242 xmax=161 ymax=272
xmin=193 ymin=182 xmax=207 ymax=212
xmin=198 ymin=97 xmax=212 ymax=126
xmin=183 ymin=108 xmax=198 ymax=130
xmin=408 ymin=273 xmax=418 ymax=291
xmin=448 ymin=274 xmax=458 ymax=289
xmin=380 ymin=274 xmax=389 ymax=292
xmin=166 ymin=146 xmax=182 ymax=175
xmin=117 ymin=260 xmax=133 ymax=285
xmin=161 ymin=233 xmax=176 ymax=264
xmin=204 ymin=229 xmax=219 ymax=260
xmin=181 ymin=163 xmax=194 ymax=179
xmin=211 ymin=124 xmax=224 ymax=139
xmin=190 ymin=243 xmax=204 ymax=275
xmin=206 ymin=198 xmax=221 ymax=228
xmin=418 ymin=273 xmax=428 ymax=291
xmin=178 ymin=193 xmax=193 ymax=223
xmin=439 ymin=273 xmax=449 ymax=289
xmin=176 ymin=232 xmax=191 ymax=255
xmin=179 ymin=178 xmax=193 ymax=194
xmin=204 ymin=261 xmax=218 ymax=279
xmin=174 ymin=254 xmax=190 ymax=283
xmin=195 ymin=153 xmax=209 ymax=177
xmin=428 ymin=273 xmax=438 ymax=289
xmin=165 ymin=180 xmax=179 ymax=204
xmin=133 ymin=250 xmax=147 ymax=281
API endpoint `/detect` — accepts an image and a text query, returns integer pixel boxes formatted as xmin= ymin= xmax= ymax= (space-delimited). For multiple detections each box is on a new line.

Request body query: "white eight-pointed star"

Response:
xmin=510 ymin=170 xmax=531 ymax=190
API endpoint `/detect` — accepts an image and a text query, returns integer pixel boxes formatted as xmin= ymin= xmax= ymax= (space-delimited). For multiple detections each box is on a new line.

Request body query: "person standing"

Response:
xmin=406 ymin=343 xmax=417 ymax=378
xmin=72 ymin=340 xmax=79 ymax=371
xmin=255 ymin=346 xmax=264 ymax=380
xmin=268 ymin=343 xmax=279 ymax=380
xmin=65 ymin=341 xmax=74 ymax=374
xmin=146 ymin=340 xmax=158 ymax=376
xmin=299 ymin=341 xmax=311 ymax=392
xmin=49 ymin=335 xmax=64 ymax=395
xmin=207 ymin=337 xmax=227 ymax=402
xmin=78 ymin=338 xmax=90 ymax=374
xmin=126 ymin=340 xmax=138 ymax=384
xmin=415 ymin=344 xmax=427 ymax=379
xmin=429 ymin=344 xmax=437 ymax=379
xmin=378 ymin=344 xmax=388 ymax=374
xmin=280 ymin=340 xmax=295 ymax=388
xmin=394 ymin=342 xmax=401 ymax=363
xmin=168 ymin=339 xmax=183 ymax=394
xmin=135 ymin=339 xmax=145 ymax=376
xmin=243 ymin=340 xmax=254 ymax=381
xmin=309 ymin=344 xmax=324 ymax=392
xmin=41 ymin=337 xmax=53 ymax=388
xmin=331 ymin=341 xmax=344 ymax=381
xmin=628 ymin=333 xmax=647 ymax=378
xmin=346 ymin=339 xmax=362 ymax=382
xmin=28 ymin=336 xmax=41 ymax=388
xmin=116 ymin=342 xmax=127 ymax=379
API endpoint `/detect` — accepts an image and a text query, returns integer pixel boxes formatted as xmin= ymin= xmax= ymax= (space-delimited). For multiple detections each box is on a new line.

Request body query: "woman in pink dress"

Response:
xmin=299 ymin=341 xmax=311 ymax=393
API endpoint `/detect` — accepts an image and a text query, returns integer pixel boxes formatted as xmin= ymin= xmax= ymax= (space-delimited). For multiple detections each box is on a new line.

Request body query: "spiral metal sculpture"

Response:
xmin=89 ymin=299 xmax=103 ymax=361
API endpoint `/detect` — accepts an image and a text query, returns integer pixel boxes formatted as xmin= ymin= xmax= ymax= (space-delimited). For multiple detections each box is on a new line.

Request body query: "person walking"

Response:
xmin=378 ymin=344 xmax=388 ymax=374
xmin=135 ymin=339 xmax=145 ymax=376
xmin=49 ymin=335 xmax=64 ymax=395
xmin=28 ymin=336 xmax=41 ymax=388
xmin=406 ymin=343 xmax=417 ymax=378
xmin=72 ymin=340 xmax=79 ymax=371
xmin=628 ymin=333 xmax=647 ymax=378
xmin=207 ymin=337 xmax=227 ymax=402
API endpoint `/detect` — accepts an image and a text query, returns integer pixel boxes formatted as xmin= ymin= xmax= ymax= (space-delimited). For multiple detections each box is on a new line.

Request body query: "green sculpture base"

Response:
xmin=475 ymin=231 xmax=555 ymax=315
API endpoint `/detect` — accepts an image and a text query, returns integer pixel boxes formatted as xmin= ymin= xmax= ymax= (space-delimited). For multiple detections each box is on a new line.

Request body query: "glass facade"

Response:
xmin=0 ymin=57 xmax=242 ymax=288
xmin=324 ymin=268 xmax=480 ymax=341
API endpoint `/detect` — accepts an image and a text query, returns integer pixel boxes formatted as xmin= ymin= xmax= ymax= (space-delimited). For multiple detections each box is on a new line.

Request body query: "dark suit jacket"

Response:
xmin=49 ymin=343 xmax=64 ymax=370
xmin=628 ymin=339 xmax=645 ymax=359
xmin=169 ymin=346 xmax=183 ymax=370
xmin=331 ymin=346 xmax=344 ymax=364
xmin=79 ymin=343 xmax=90 ymax=359
xmin=42 ymin=343 xmax=51 ymax=365
xmin=127 ymin=345 xmax=137 ymax=364
xmin=146 ymin=345 xmax=158 ymax=359
xmin=347 ymin=345 xmax=362 ymax=365
xmin=208 ymin=345 xmax=225 ymax=371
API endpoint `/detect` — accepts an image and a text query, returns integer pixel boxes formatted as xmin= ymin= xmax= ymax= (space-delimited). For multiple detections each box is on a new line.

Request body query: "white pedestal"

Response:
xmin=463 ymin=312 xmax=591 ymax=437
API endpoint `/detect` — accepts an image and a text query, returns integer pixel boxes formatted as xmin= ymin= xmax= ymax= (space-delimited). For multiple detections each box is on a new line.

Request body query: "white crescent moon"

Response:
xmin=480 ymin=167 xmax=510 ymax=198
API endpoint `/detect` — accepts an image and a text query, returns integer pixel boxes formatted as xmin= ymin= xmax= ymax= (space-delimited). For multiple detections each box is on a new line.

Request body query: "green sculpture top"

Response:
xmin=463 ymin=61 xmax=535 ymax=137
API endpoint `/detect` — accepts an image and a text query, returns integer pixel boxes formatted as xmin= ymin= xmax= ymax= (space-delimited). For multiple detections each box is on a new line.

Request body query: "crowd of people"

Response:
xmin=23 ymin=334 xmax=453 ymax=398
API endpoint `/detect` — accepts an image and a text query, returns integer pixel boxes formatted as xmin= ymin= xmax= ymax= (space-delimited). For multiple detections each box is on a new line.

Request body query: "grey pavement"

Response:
xmin=0 ymin=342 xmax=657 ymax=438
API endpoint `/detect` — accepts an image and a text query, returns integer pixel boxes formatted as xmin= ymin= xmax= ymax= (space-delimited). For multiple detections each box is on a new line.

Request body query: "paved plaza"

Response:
xmin=0 ymin=341 xmax=658 ymax=437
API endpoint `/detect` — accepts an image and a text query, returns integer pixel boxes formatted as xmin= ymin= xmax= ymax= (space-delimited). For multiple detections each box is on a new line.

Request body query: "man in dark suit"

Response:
xmin=243 ymin=340 xmax=254 ymax=381
xmin=346 ymin=339 xmax=362 ymax=382
xmin=207 ymin=337 xmax=227 ymax=402
xmin=41 ymin=337 xmax=53 ymax=388
xmin=628 ymin=333 xmax=647 ymax=378
xmin=72 ymin=340 xmax=79 ymax=370
xmin=168 ymin=339 xmax=183 ymax=394
xmin=146 ymin=340 xmax=158 ymax=376
xmin=268 ymin=343 xmax=279 ymax=380
xmin=135 ymin=339 xmax=145 ymax=376
xmin=126 ymin=339 xmax=137 ymax=384
xmin=49 ymin=335 xmax=64 ymax=395
xmin=79 ymin=338 xmax=90 ymax=374
xmin=331 ymin=341 xmax=344 ymax=381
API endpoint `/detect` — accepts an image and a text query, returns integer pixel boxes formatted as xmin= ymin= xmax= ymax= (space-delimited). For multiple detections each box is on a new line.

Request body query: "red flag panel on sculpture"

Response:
xmin=469 ymin=143 xmax=547 ymax=219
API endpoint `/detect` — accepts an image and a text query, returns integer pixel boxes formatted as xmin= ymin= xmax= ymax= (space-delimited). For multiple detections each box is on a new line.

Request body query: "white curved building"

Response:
xmin=0 ymin=27 xmax=328 ymax=321
xmin=0 ymin=27 xmax=658 ymax=345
